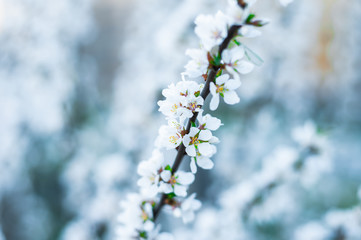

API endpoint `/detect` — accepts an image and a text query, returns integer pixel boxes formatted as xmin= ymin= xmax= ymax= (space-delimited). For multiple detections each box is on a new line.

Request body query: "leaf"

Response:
xmin=245 ymin=13 xmax=256 ymax=24
xmin=242 ymin=44 xmax=264 ymax=67
xmin=191 ymin=121 xmax=196 ymax=127
xmin=165 ymin=165 xmax=172 ymax=171
xmin=167 ymin=192 xmax=176 ymax=199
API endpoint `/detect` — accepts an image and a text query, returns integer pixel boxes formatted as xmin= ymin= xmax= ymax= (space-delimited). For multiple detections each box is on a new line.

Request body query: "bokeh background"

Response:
xmin=0 ymin=0 xmax=360 ymax=239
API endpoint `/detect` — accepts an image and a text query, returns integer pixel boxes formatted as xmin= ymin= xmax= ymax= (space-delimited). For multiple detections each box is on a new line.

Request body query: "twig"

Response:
xmin=153 ymin=23 xmax=242 ymax=220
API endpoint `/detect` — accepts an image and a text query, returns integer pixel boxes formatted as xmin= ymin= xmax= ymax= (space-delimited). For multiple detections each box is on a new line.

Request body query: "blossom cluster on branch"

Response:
xmin=116 ymin=0 xmax=269 ymax=239
xmin=173 ymin=121 xmax=334 ymax=240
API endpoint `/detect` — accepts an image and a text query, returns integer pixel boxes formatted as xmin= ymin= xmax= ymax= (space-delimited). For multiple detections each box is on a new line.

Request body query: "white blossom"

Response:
xmin=160 ymin=170 xmax=195 ymax=197
xmin=173 ymin=193 xmax=202 ymax=223
xmin=195 ymin=11 xmax=229 ymax=51
xmin=197 ymin=111 xmax=222 ymax=131
xmin=158 ymin=81 xmax=204 ymax=120
xmin=183 ymin=127 xmax=217 ymax=157
xmin=209 ymin=74 xmax=241 ymax=111
xmin=190 ymin=155 xmax=215 ymax=174
xmin=222 ymin=46 xmax=254 ymax=76
xmin=156 ymin=118 xmax=186 ymax=150
xmin=227 ymin=0 xmax=256 ymax=25
xmin=137 ymin=150 xmax=166 ymax=197
xmin=117 ymin=193 xmax=155 ymax=239
xmin=184 ymin=48 xmax=209 ymax=79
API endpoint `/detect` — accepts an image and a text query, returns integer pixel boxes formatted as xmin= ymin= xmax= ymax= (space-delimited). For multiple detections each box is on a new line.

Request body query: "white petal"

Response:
xmin=199 ymin=129 xmax=212 ymax=141
xmin=174 ymin=185 xmax=187 ymax=197
xmin=224 ymin=91 xmax=240 ymax=105
xmin=235 ymin=60 xmax=254 ymax=74
xmin=197 ymin=157 xmax=214 ymax=170
xmin=161 ymin=183 xmax=173 ymax=194
xmin=198 ymin=142 xmax=213 ymax=156
xmin=216 ymin=74 xmax=229 ymax=84
xmin=144 ymin=221 xmax=155 ymax=231
xmin=189 ymin=127 xmax=199 ymax=136
xmin=209 ymin=94 xmax=220 ymax=111
xmin=177 ymin=171 xmax=195 ymax=185
xmin=186 ymin=145 xmax=197 ymax=157
xmin=160 ymin=170 xmax=171 ymax=182
xmin=204 ymin=114 xmax=221 ymax=131
xmin=183 ymin=135 xmax=191 ymax=147
xmin=225 ymin=79 xmax=241 ymax=90
xmin=190 ymin=158 xmax=197 ymax=174
xmin=209 ymin=82 xmax=217 ymax=96
xmin=231 ymin=46 xmax=245 ymax=62
xmin=221 ymin=49 xmax=231 ymax=63
xmin=209 ymin=136 xmax=220 ymax=144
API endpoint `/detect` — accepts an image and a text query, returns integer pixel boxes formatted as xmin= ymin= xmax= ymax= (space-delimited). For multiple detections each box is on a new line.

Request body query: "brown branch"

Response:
xmin=153 ymin=23 xmax=242 ymax=221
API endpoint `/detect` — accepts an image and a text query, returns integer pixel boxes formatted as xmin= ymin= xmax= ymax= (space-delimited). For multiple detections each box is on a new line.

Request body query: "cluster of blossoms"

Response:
xmin=174 ymin=121 xmax=333 ymax=240
xmin=117 ymin=0 xmax=269 ymax=239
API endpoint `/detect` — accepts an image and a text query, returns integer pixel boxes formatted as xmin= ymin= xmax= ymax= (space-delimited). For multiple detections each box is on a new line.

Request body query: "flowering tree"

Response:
xmin=116 ymin=0 xmax=271 ymax=239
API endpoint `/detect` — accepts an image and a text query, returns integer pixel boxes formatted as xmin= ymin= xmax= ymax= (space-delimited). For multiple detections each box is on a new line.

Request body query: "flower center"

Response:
xmin=216 ymin=84 xmax=225 ymax=93
xmin=141 ymin=209 xmax=148 ymax=221
xmin=212 ymin=30 xmax=222 ymax=39
xmin=169 ymin=134 xmax=180 ymax=144
xmin=190 ymin=136 xmax=199 ymax=146
xmin=169 ymin=176 xmax=177 ymax=186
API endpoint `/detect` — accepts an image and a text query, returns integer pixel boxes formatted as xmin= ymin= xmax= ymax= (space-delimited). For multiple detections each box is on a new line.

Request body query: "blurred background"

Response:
xmin=0 ymin=0 xmax=360 ymax=239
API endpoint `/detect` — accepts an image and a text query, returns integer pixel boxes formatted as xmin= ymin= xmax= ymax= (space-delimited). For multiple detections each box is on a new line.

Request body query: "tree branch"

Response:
xmin=153 ymin=23 xmax=242 ymax=221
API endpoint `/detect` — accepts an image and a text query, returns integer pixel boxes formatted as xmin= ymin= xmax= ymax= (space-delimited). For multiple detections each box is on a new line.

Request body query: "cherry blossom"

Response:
xmin=197 ymin=111 xmax=222 ymax=131
xmin=173 ymin=193 xmax=202 ymax=223
xmin=184 ymin=48 xmax=209 ymax=79
xmin=209 ymin=74 xmax=242 ymax=111
xmin=222 ymin=46 xmax=254 ymax=76
xmin=158 ymin=80 xmax=204 ymax=120
xmin=183 ymin=127 xmax=217 ymax=157
xmin=190 ymin=155 xmax=215 ymax=174
xmin=117 ymin=193 xmax=155 ymax=239
xmin=160 ymin=170 xmax=195 ymax=197
xmin=194 ymin=11 xmax=229 ymax=51
xmin=156 ymin=118 xmax=186 ymax=150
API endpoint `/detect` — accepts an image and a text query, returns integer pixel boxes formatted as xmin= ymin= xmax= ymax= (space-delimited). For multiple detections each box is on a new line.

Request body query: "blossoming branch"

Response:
xmin=116 ymin=0 xmax=270 ymax=239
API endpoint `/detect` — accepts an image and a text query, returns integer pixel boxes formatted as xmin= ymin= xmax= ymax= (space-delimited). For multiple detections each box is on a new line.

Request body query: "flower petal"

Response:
xmin=190 ymin=158 xmax=197 ymax=174
xmin=197 ymin=157 xmax=214 ymax=170
xmin=224 ymin=90 xmax=240 ymax=105
xmin=186 ymin=145 xmax=197 ymax=157
xmin=183 ymin=135 xmax=191 ymax=147
xmin=177 ymin=171 xmax=195 ymax=185
xmin=235 ymin=60 xmax=254 ymax=74
xmin=210 ymin=94 xmax=220 ymax=111
xmin=161 ymin=183 xmax=173 ymax=194
xmin=210 ymin=82 xmax=217 ymax=96
xmin=199 ymin=129 xmax=212 ymax=141
xmin=160 ymin=170 xmax=171 ymax=182
xmin=216 ymin=74 xmax=229 ymax=84
xmin=198 ymin=142 xmax=213 ymax=156
xmin=174 ymin=185 xmax=187 ymax=197
xmin=225 ymin=79 xmax=241 ymax=90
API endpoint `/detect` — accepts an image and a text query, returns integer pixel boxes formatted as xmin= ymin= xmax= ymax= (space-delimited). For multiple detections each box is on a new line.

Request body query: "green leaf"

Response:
xmin=243 ymin=44 xmax=264 ymax=66
xmin=194 ymin=91 xmax=200 ymax=97
xmin=191 ymin=121 xmax=196 ymax=127
xmin=167 ymin=193 xmax=176 ymax=199
xmin=165 ymin=165 xmax=172 ymax=171
xmin=220 ymin=92 xmax=224 ymax=98
xmin=246 ymin=13 xmax=256 ymax=23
